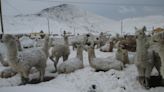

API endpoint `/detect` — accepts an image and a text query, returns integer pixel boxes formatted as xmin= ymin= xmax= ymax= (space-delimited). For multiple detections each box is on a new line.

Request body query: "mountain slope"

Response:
xmin=3 ymin=4 xmax=164 ymax=35
xmin=36 ymin=4 xmax=116 ymax=34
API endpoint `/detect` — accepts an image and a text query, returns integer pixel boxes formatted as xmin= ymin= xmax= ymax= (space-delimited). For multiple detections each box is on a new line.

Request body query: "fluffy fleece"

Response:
xmin=151 ymin=31 xmax=164 ymax=78
xmin=87 ymin=42 xmax=123 ymax=71
xmin=49 ymin=34 xmax=70 ymax=72
xmin=135 ymin=26 xmax=161 ymax=88
xmin=58 ymin=43 xmax=84 ymax=73
xmin=2 ymin=34 xmax=49 ymax=84
xmin=100 ymin=40 xmax=113 ymax=52
xmin=116 ymin=48 xmax=129 ymax=66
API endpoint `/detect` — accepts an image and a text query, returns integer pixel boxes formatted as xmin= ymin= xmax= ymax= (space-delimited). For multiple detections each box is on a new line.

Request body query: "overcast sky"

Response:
xmin=2 ymin=0 xmax=164 ymax=20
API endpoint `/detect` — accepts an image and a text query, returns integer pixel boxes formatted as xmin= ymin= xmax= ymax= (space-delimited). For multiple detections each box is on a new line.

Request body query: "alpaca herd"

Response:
xmin=0 ymin=27 xmax=164 ymax=89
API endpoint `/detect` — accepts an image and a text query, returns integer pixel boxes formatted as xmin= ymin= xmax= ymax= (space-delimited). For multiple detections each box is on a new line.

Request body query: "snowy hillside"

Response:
xmin=3 ymin=4 xmax=164 ymax=35
xmin=3 ymin=4 xmax=116 ymax=34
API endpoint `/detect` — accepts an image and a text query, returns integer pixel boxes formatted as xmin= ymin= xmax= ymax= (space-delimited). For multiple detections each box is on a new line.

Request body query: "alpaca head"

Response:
xmin=2 ymin=34 xmax=16 ymax=44
xmin=135 ymin=26 xmax=147 ymax=39
xmin=86 ymin=41 xmax=95 ymax=55
xmin=152 ymin=31 xmax=164 ymax=43
xmin=75 ymin=42 xmax=83 ymax=49
xmin=44 ymin=35 xmax=49 ymax=40
xmin=2 ymin=34 xmax=18 ymax=61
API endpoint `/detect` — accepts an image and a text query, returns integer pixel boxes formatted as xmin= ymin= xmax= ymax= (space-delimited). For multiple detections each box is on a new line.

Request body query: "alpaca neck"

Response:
xmin=88 ymin=47 xmax=96 ymax=65
xmin=16 ymin=39 xmax=22 ymax=51
xmin=136 ymin=36 xmax=149 ymax=60
xmin=123 ymin=51 xmax=129 ymax=63
xmin=5 ymin=40 xmax=19 ymax=66
xmin=76 ymin=47 xmax=83 ymax=61
xmin=42 ymin=39 xmax=49 ymax=58
xmin=64 ymin=36 xmax=69 ymax=46
xmin=136 ymin=37 xmax=148 ymax=52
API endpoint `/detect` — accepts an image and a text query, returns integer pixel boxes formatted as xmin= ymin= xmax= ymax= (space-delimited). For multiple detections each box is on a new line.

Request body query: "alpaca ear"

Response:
xmin=143 ymin=26 xmax=147 ymax=31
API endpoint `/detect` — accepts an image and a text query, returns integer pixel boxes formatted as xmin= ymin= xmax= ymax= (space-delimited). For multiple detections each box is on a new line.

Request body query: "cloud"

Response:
xmin=118 ymin=6 xmax=136 ymax=13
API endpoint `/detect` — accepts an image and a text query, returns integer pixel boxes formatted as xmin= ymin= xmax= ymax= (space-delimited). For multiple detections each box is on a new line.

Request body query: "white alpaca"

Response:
xmin=135 ymin=26 xmax=161 ymax=88
xmin=58 ymin=42 xmax=84 ymax=73
xmin=116 ymin=47 xmax=129 ymax=66
xmin=151 ymin=31 xmax=164 ymax=78
xmin=100 ymin=39 xmax=114 ymax=52
xmin=2 ymin=34 xmax=49 ymax=84
xmin=87 ymin=42 xmax=123 ymax=71
xmin=50 ymin=33 xmax=70 ymax=72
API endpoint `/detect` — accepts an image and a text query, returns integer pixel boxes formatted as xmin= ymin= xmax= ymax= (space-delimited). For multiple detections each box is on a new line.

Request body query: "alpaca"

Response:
xmin=109 ymin=41 xmax=114 ymax=52
xmin=0 ymin=38 xmax=22 ymax=67
xmin=0 ymin=68 xmax=17 ymax=78
xmin=71 ymin=41 xmax=78 ymax=50
xmin=94 ymin=37 xmax=101 ymax=49
xmin=114 ymin=36 xmax=136 ymax=52
xmin=49 ymin=32 xmax=70 ymax=72
xmin=100 ymin=43 xmax=110 ymax=52
xmin=58 ymin=42 xmax=84 ymax=73
xmin=100 ymin=40 xmax=113 ymax=52
xmin=99 ymin=32 xmax=108 ymax=47
xmin=87 ymin=42 xmax=123 ymax=71
xmin=116 ymin=47 xmax=129 ymax=66
xmin=2 ymin=34 xmax=49 ymax=84
xmin=135 ymin=26 xmax=161 ymax=88
xmin=151 ymin=31 xmax=164 ymax=78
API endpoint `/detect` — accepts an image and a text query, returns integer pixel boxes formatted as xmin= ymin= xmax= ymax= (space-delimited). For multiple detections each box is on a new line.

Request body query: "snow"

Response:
xmin=0 ymin=86 xmax=77 ymax=92
xmin=0 ymin=46 xmax=163 ymax=92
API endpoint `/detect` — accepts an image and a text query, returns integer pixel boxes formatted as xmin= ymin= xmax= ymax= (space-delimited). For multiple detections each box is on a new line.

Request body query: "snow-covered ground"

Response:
xmin=0 ymin=46 xmax=164 ymax=92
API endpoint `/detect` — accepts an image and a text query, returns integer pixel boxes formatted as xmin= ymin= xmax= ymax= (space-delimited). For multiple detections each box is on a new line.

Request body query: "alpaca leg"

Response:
xmin=52 ymin=57 xmax=59 ymax=73
xmin=155 ymin=61 xmax=161 ymax=76
xmin=49 ymin=56 xmax=58 ymax=72
xmin=145 ymin=65 xmax=154 ymax=89
xmin=160 ymin=65 xmax=164 ymax=79
xmin=137 ymin=66 xmax=145 ymax=87
xmin=72 ymin=45 xmax=75 ymax=50
xmin=49 ymin=56 xmax=55 ymax=62
xmin=39 ymin=68 xmax=45 ymax=82
xmin=20 ymin=71 xmax=29 ymax=85
xmin=154 ymin=52 xmax=161 ymax=76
